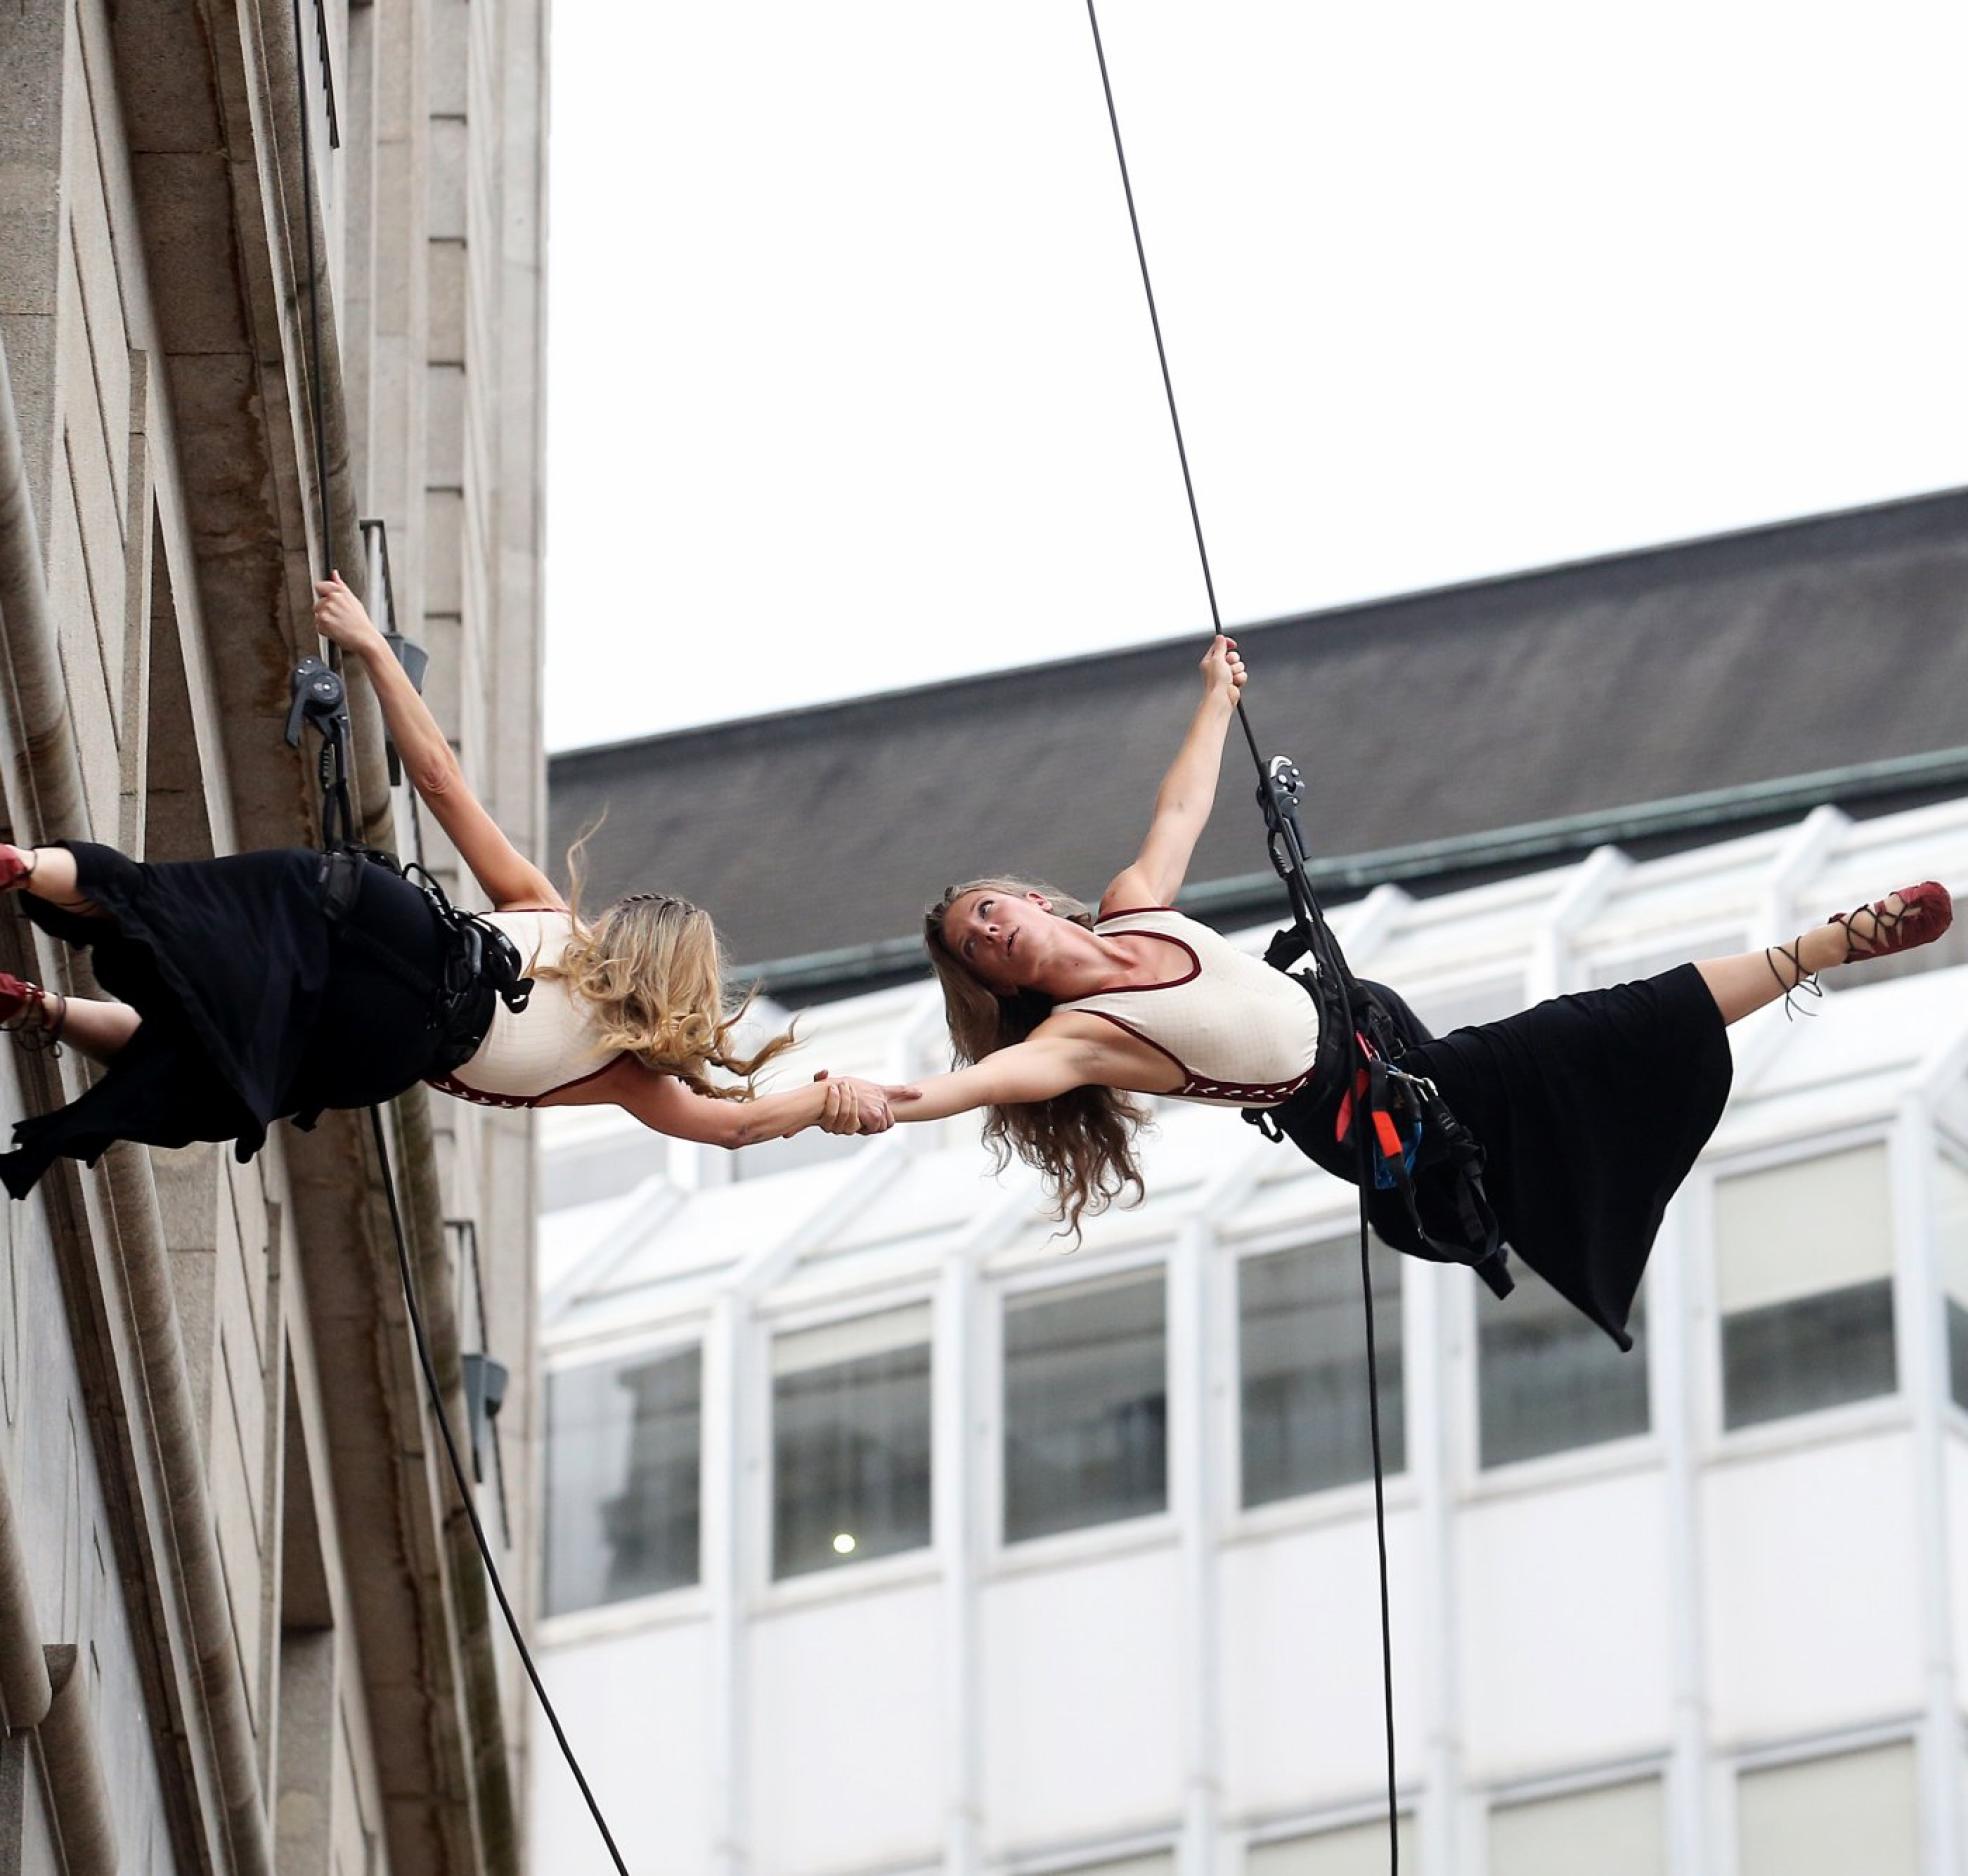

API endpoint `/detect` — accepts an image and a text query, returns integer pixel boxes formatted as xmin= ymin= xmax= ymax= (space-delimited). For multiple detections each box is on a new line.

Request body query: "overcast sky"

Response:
xmin=543 ymin=2 xmax=1968 ymax=752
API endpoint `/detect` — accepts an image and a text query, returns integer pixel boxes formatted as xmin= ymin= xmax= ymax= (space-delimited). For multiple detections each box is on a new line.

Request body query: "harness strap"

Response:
xmin=316 ymin=846 xmax=536 ymax=1082
xmin=1250 ymin=945 xmax=1514 ymax=1300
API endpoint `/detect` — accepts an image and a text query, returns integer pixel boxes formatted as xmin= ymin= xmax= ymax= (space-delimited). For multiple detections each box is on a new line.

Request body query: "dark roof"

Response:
xmin=551 ymin=489 xmax=1968 ymax=994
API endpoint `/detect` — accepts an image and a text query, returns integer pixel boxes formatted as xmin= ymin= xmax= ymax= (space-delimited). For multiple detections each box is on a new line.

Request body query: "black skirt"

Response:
xmin=1281 ymin=965 xmax=1733 ymax=1351
xmin=0 ymin=842 xmax=452 ymax=1198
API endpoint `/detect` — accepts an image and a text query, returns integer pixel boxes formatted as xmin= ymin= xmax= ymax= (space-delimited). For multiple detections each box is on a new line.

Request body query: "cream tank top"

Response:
xmin=1055 ymin=906 xmax=1321 ymax=1108
xmin=426 ymin=909 xmax=622 ymax=1110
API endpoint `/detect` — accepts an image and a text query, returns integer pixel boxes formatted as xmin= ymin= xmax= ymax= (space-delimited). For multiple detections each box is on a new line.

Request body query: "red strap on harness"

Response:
xmin=1333 ymin=1031 xmax=1378 ymax=1146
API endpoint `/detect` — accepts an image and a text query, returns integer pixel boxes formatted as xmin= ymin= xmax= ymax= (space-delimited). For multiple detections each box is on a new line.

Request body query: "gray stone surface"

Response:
xmin=0 ymin=0 xmax=547 ymax=1869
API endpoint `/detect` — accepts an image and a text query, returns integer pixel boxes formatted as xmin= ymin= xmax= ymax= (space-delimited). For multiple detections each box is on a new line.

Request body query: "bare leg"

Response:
xmin=1698 ymin=891 xmax=1919 ymax=1026
xmin=56 ymin=997 xmax=141 ymax=1063
xmin=2 ymin=987 xmax=139 ymax=1063
xmin=0 ymin=844 xmax=101 ymax=915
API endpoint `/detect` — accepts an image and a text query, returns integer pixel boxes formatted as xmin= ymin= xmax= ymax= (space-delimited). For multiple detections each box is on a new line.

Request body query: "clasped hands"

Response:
xmin=811 ymin=1070 xmax=919 ymax=1136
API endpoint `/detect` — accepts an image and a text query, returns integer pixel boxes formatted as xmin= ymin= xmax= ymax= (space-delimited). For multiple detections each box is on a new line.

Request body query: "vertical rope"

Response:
xmin=1082 ymin=0 xmax=1263 ymax=777
xmin=1081 ymin=4 xmax=1401 ymax=1866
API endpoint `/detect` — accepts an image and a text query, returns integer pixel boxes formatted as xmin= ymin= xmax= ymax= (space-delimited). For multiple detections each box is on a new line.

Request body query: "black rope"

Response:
xmin=1081 ymin=4 xmax=1401 ymax=1865
xmin=286 ymin=10 xmax=629 ymax=1870
xmin=1082 ymin=0 xmax=1264 ymax=779
xmin=370 ymin=1110 xmax=633 ymax=1876
xmin=291 ymin=0 xmax=334 ymax=568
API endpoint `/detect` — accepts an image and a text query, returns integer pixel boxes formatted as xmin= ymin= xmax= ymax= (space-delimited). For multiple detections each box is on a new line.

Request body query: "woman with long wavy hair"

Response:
xmin=902 ymin=635 xmax=1953 ymax=1350
xmin=0 ymin=573 xmax=892 ymax=1198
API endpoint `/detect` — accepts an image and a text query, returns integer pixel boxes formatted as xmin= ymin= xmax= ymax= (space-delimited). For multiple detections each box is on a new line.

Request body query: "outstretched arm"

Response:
xmin=312 ymin=572 xmax=564 ymax=912
xmin=590 ymin=1059 xmax=902 ymax=1147
xmin=1100 ymin=634 xmax=1246 ymax=915
xmin=887 ymin=1033 xmax=1102 ymax=1124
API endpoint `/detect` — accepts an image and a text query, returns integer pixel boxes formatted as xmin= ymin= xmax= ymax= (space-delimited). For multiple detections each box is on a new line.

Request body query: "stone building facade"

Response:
xmin=0 ymin=1 xmax=548 ymax=1871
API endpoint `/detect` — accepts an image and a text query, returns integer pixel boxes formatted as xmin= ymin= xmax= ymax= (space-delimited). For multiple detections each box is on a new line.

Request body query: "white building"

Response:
xmin=529 ymin=793 xmax=1968 ymax=1876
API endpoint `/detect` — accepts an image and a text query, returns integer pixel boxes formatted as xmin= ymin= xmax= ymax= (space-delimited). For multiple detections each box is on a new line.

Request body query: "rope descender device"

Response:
xmin=285 ymin=656 xmax=357 ymax=852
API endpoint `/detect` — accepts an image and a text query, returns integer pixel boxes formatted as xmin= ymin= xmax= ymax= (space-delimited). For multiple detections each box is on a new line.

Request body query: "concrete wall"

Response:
xmin=0 ymin=0 xmax=548 ymax=1869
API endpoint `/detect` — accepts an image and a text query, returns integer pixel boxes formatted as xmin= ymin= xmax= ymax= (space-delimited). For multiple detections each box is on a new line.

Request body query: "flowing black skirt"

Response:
xmin=1278 ymin=964 xmax=1733 ymax=1351
xmin=0 ymin=842 xmax=451 ymax=1198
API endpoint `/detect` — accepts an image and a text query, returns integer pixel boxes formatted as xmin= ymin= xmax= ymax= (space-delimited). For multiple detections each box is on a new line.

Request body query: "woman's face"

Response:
xmin=944 ymin=887 xmax=1056 ymax=994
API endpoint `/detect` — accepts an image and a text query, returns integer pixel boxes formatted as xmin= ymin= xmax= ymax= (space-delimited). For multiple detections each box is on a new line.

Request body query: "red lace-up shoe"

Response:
xmin=0 ymin=847 xmax=33 ymax=892
xmin=1829 ymin=881 xmax=1954 ymax=961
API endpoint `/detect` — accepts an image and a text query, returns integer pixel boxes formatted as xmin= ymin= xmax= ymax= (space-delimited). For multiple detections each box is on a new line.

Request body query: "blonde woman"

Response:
xmin=0 ymin=574 xmax=891 ymax=1198
xmin=903 ymin=636 xmax=1952 ymax=1350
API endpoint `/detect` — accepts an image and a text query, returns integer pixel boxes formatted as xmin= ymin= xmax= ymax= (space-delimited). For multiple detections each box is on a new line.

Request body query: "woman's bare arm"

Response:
xmin=312 ymin=572 xmax=564 ymax=912
xmin=573 ymin=1057 xmax=900 ymax=1147
xmin=1100 ymin=635 xmax=1246 ymax=915
xmin=886 ymin=1032 xmax=1107 ymax=1124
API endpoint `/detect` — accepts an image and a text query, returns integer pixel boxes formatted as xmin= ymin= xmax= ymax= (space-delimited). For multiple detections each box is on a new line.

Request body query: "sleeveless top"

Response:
xmin=1055 ymin=906 xmax=1321 ymax=1108
xmin=425 ymin=908 xmax=624 ymax=1110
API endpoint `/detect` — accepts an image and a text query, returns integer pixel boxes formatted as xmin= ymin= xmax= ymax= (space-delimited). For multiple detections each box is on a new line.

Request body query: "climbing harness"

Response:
xmin=284 ymin=3 xmax=629 ymax=1868
xmin=1250 ymin=942 xmax=1511 ymax=1299
xmin=285 ymin=661 xmax=536 ymax=1077
xmin=1081 ymin=6 xmax=1508 ymax=1864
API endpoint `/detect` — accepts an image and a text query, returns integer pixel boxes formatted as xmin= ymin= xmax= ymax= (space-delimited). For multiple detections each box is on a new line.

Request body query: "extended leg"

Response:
xmin=0 ymin=844 xmax=102 ymax=915
xmin=1698 ymin=884 xmax=1952 ymax=1026
xmin=0 ymin=976 xmax=139 ymax=1063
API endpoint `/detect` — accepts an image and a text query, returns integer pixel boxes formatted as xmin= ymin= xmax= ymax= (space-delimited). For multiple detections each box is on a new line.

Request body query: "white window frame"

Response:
xmin=1930 ymin=1126 xmax=1968 ymax=1434
xmin=1697 ymin=1123 xmax=1909 ymax=1460
xmin=1719 ymin=1722 xmax=1924 ymax=1876
xmin=538 ymin=1323 xmax=712 ymax=1642
xmin=750 ymin=1284 xmax=941 ymax=1611
xmin=1215 ymin=1219 xmax=1420 ymax=1543
xmin=1237 ymin=1798 xmax=1422 ymax=1874
xmin=987 ymin=1243 xmax=1180 ymax=1576
xmin=1480 ymin=1759 xmax=1672 ymax=1876
xmin=1453 ymin=1249 xmax=1662 ymax=1500
xmin=1002 ymin=1832 xmax=1177 ymax=1876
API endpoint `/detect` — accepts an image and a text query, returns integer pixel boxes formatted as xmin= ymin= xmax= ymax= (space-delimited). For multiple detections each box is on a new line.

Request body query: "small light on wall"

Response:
xmin=832 ymin=1532 xmax=857 ymax=1556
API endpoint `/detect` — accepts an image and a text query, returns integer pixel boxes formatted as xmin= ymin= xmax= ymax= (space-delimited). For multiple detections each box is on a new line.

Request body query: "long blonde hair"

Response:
xmin=540 ymin=827 xmax=793 ymax=1100
xmin=923 ymin=877 xmax=1148 ymax=1242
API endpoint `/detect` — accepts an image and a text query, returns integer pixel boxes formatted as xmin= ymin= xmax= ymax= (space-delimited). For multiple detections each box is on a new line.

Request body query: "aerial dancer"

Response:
xmin=0 ymin=574 xmax=893 ymax=1198
xmin=900 ymin=636 xmax=1952 ymax=1347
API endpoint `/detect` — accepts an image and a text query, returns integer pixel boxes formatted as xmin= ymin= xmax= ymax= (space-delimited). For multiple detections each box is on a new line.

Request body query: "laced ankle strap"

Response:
xmin=1765 ymin=938 xmax=1822 ymax=1021
xmin=1831 ymin=897 xmax=1902 ymax=963
xmin=1 ymin=983 xmax=65 ymax=1058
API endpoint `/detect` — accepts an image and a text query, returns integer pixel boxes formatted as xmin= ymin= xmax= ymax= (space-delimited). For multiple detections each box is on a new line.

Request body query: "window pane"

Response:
xmin=545 ymin=1345 xmax=701 ymax=1615
xmin=1480 ymin=1263 xmax=1648 ymax=1468
xmin=1949 ymin=1301 xmax=1968 ymax=1416
xmin=1004 ymin=1272 xmax=1166 ymax=1544
xmin=1241 ymin=1240 xmax=1403 ymax=1505
xmin=1490 ymin=1778 xmax=1664 ymax=1876
xmin=1717 ymin=1147 xmax=1896 ymax=1428
xmin=1737 ymin=1743 xmax=1918 ymax=1876
xmin=1247 ymin=1816 xmax=1417 ymax=1875
xmin=1716 ymin=1146 xmax=1892 ymax=1314
xmin=1937 ymin=1154 xmax=1968 ymax=1412
xmin=772 ymin=1308 xmax=932 ymax=1579
xmin=1722 ymin=1282 xmax=1896 ymax=1430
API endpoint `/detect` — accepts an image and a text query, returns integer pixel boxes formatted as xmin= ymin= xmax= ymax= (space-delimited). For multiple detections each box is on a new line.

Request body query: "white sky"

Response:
xmin=544 ymin=2 xmax=1968 ymax=751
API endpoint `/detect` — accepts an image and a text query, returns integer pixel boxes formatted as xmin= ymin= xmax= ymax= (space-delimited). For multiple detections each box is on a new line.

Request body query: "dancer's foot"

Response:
xmin=0 ymin=846 xmax=36 ymax=893
xmin=1825 ymin=881 xmax=1953 ymax=964
xmin=0 ymin=973 xmax=64 ymax=1055
xmin=1765 ymin=882 xmax=1955 ymax=1018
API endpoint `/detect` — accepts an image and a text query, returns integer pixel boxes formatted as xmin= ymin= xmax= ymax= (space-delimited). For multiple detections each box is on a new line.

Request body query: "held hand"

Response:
xmin=814 ymin=1073 xmax=862 ymax=1135
xmin=311 ymin=571 xmax=386 ymax=658
xmin=1199 ymin=634 xmax=1246 ymax=710
xmin=812 ymin=1071 xmax=897 ymax=1135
